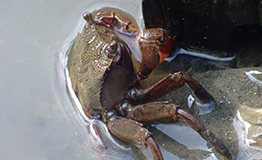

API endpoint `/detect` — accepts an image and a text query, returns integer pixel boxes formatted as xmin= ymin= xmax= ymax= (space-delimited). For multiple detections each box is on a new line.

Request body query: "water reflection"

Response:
xmin=245 ymin=70 xmax=262 ymax=87
xmin=233 ymin=106 xmax=262 ymax=159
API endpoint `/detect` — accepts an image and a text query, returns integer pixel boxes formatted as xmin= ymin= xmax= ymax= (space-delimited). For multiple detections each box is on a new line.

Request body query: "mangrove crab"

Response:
xmin=67 ymin=11 xmax=232 ymax=160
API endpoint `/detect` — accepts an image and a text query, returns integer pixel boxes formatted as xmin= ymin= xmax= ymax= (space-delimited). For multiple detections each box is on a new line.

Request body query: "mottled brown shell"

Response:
xmin=68 ymin=12 xmax=134 ymax=116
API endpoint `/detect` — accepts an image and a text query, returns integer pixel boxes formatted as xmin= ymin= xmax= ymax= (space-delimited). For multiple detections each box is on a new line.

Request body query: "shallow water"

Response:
xmin=1 ymin=0 xmax=262 ymax=160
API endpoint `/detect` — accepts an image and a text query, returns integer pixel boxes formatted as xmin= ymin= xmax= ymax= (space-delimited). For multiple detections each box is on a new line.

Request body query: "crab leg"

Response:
xmin=126 ymin=102 xmax=232 ymax=160
xmin=177 ymin=109 xmax=232 ymax=159
xmin=127 ymin=71 xmax=214 ymax=104
xmin=106 ymin=118 xmax=163 ymax=160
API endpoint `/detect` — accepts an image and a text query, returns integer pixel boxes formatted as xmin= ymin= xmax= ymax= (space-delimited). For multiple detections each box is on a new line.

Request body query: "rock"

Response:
xmin=142 ymin=0 xmax=261 ymax=52
xmin=239 ymin=105 xmax=262 ymax=125
xmin=146 ymin=66 xmax=262 ymax=157
xmin=234 ymin=105 xmax=262 ymax=159
xmin=259 ymin=0 xmax=262 ymax=26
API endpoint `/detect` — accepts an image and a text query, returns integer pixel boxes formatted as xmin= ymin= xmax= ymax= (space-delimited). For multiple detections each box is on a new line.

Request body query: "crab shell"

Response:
xmin=68 ymin=12 xmax=134 ymax=117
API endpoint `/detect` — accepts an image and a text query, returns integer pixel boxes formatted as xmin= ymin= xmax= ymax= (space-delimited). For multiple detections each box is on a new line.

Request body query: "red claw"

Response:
xmin=139 ymin=28 xmax=174 ymax=63
xmin=158 ymin=35 xmax=175 ymax=63
xmin=137 ymin=28 xmax=174 ymax=79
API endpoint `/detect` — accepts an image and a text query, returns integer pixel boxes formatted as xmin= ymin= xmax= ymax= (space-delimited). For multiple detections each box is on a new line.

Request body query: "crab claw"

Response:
xmin=137 ymin=28 xmax=174 ymax=80
xmin=158 ymin=35 xmax=175 ymax=63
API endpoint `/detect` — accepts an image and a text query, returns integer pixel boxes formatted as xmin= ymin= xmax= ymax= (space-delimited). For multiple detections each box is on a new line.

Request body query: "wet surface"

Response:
xmin=135 ymin=60 xmax=262 ymax=159
xmin=1 ymin=0 xmax=262 ymax=160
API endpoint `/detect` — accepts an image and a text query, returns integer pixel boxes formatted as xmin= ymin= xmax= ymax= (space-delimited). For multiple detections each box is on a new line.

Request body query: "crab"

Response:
xmin=67 ymin=11 xmax=233 ymax=160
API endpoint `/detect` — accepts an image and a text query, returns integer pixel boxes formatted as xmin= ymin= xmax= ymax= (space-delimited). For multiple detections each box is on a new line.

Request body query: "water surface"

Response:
xmin=1 ymin=0 xmax=262 ymax=160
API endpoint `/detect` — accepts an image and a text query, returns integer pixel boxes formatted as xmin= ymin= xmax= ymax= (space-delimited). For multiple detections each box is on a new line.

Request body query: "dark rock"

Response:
xmin=142 ymin=0 xmax=184 ymax=42
xmin=259 ymin=0 xmax=262 ymax=26
xmin=142 ymin=0 xmax=261 ymax=52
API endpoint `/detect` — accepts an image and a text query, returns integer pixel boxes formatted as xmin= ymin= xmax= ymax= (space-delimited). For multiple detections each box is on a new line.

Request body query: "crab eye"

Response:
xmin=105 ymin=41 xmax=121 ymax=61
xmin=106 ymin=41 xmax=118 ymax=53
xmin=83 ymin=12 xmax=93 ymax=21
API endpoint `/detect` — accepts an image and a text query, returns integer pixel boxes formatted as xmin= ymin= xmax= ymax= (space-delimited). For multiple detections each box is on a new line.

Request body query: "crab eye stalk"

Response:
xmin=83 ymin=12 xmax=93 ymax=21
xmin=106 ymin=41 xmax=118 ymax=53
xmin=105 ymin=40 xmax=121 ymax=62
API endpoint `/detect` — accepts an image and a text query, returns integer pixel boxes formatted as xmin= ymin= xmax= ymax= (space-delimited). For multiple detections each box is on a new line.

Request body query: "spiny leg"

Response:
xmin=127 ymin=71 xmax=214 ymax=104
xmin=177 ymin=108 xmax=232 ymax=159
xmin=120 ymin=102 xmax=232 ymax=159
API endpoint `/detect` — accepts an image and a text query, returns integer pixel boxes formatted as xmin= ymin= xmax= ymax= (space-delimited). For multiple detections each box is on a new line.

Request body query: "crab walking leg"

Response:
xmin=128 ymin=71 xmax=214 ymax=104
xmin=107 ymin=118 xmax=163 ymax=160
xmin=177 ymin=109 xmax=232 ymax=159
xmin=127 ymin=102 xmax=232 ymax=160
